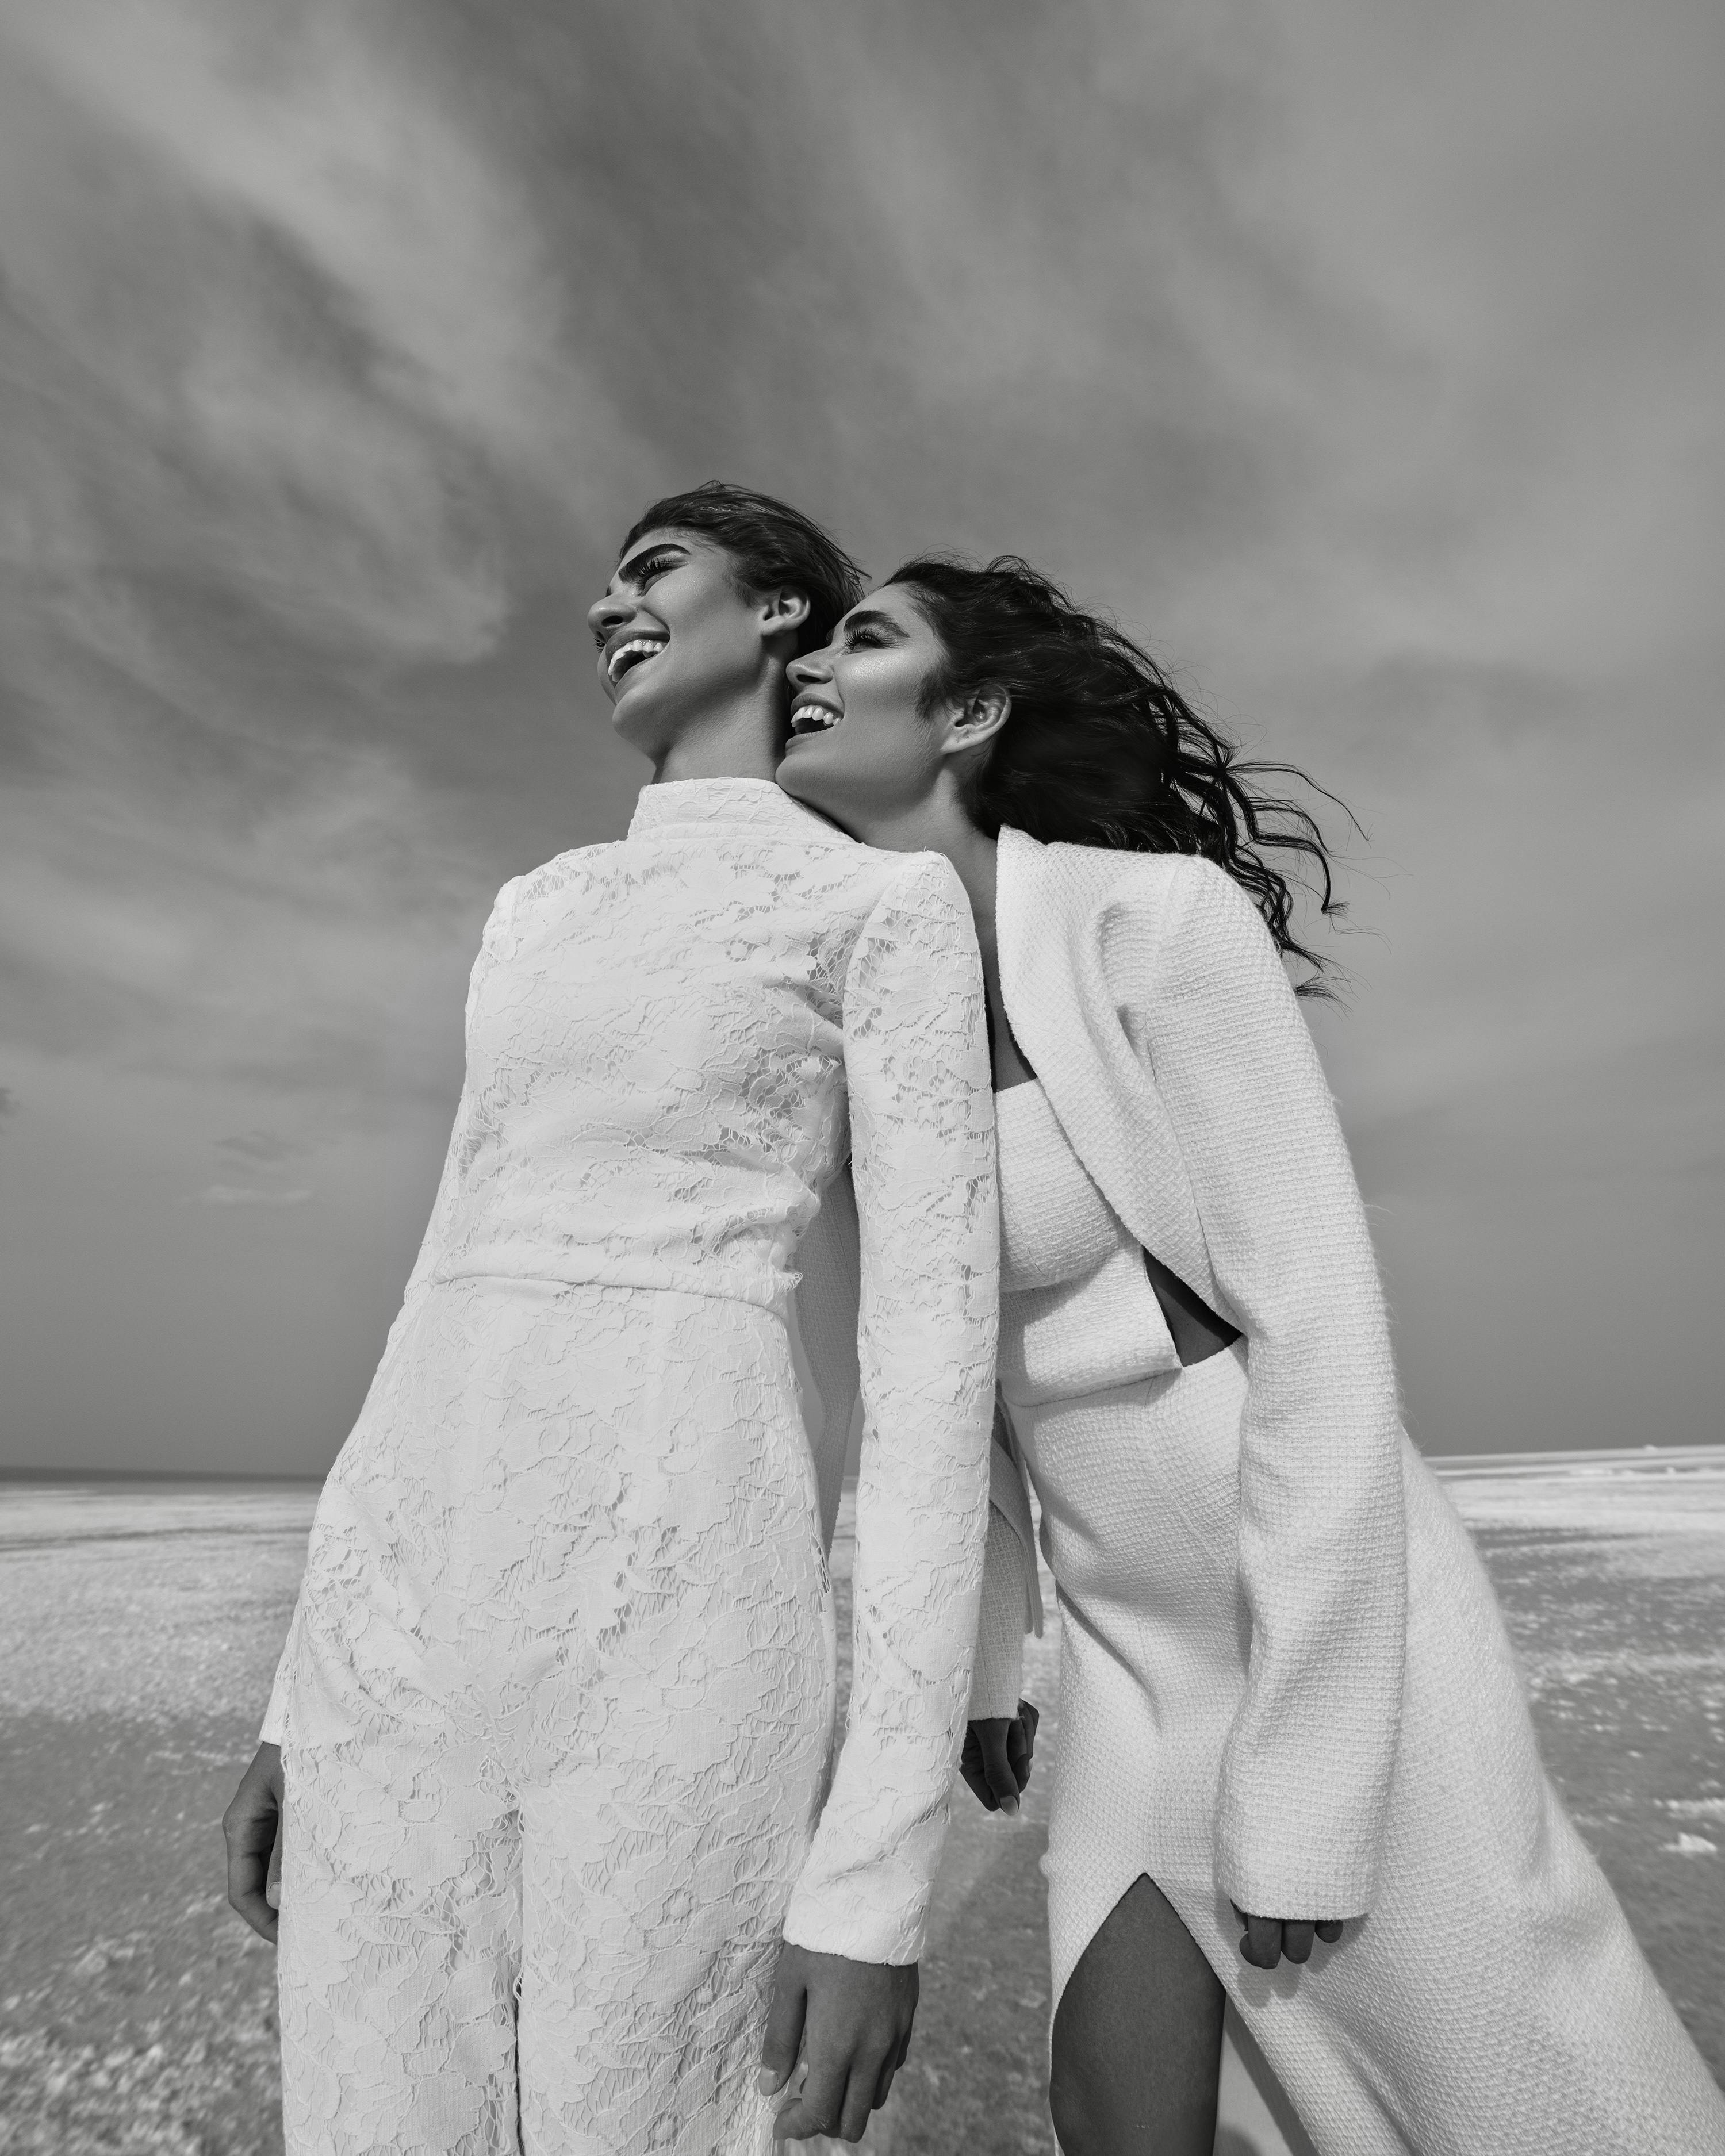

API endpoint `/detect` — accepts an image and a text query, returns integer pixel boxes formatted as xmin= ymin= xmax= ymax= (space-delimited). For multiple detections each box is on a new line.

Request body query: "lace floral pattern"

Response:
xmin=266 ymin=780 xmax=997 ymax=2152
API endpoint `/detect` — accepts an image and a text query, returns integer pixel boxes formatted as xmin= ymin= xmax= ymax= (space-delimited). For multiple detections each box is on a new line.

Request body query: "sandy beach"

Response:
xmin=2 ymin=1452 xmax=1721 ymax=2153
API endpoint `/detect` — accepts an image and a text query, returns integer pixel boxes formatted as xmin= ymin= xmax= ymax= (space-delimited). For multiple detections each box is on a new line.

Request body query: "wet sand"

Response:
xmin=1 ymin=1455 xmax=1720 ymax=2153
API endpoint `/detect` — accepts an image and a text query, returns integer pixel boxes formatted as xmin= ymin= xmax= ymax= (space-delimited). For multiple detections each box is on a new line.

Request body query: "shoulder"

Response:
xmin=837 ymin=845 xmax=973 ymax=934
xmin=842 ymin=850 xmax=982 ymax=999
xmin=879 ymin=846 xmax=970 ymax=910
xmin=1001 ymin=831 xmax=1284 ymax=1013
xmin=505 ymin=841 xmax=625 ymax=910
xmin=477 ymin=842 xmax=625 ymax=949
xmin=999 ymin=827 xmax=1228 ymax=951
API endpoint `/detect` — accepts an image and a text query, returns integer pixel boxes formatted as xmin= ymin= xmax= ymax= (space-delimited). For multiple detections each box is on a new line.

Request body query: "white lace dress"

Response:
xmin=262 ymin=778 xmax=998 ymax=2156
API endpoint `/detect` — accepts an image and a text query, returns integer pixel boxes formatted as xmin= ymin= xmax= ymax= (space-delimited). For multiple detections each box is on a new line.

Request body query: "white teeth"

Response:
xmin=608 ymin=636 xmax=666 ymax=682
xmin=790 ymin=704 xmax=839 ymax=734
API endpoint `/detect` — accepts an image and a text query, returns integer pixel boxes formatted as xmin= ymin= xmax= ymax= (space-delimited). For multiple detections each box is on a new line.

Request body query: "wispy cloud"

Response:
xmin=190 ymin=1181 xmax=312 ymax=1209
xmin=215 ymin=1131 xmax=306 ymax=1165
xmin=0 ymin=0 xmax=645 ymax=668
xmin=1 ymin=0 xmax=1719 ymax=1467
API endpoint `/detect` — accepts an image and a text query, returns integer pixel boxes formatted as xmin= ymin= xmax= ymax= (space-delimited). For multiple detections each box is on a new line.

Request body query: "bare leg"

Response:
xmin=1049 ymin=1874 xmax=1225 ymax=2156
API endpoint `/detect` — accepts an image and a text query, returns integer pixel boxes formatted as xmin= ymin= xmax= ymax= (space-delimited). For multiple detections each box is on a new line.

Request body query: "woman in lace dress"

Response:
xmin=776 ymin=557 xmax=1725 ymax=2156
xmin=221 ymin=487 xmax=999 ymax=2155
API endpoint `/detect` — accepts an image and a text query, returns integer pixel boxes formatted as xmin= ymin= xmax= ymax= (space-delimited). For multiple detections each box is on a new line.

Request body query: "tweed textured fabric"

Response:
xmin=989 ymin=833 xmax=1407 ymax=1919
xmin=263 ymin=777 xmax=998 ymax=2151
xmin=971 ymin=833 xmax=1725 ymax=2151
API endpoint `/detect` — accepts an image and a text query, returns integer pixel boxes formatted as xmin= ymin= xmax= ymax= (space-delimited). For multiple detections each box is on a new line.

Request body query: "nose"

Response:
xmin=786 ymin=648 xmax=834 ymax=690
xmin=587 ymin=589 xmax=634 ymax=642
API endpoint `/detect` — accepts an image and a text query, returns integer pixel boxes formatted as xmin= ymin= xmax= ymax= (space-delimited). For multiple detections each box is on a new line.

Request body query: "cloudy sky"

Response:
xmin=1 ymin=0 xmax=1719 ymax=1474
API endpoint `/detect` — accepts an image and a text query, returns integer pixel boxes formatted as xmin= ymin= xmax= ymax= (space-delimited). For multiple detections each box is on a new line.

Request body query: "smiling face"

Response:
xmin=777 ymin=583 xmax=999 ymax=841
xmin=586 ymin=528 xmax=807 ymax=765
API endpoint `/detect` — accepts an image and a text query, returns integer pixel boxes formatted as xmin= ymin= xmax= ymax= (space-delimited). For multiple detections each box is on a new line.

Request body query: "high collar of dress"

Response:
xmin=627 ymin=776 xmax=855 ymax=846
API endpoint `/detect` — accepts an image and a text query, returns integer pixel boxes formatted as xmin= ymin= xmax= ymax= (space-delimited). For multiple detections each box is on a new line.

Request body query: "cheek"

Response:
xmin=845 ymin=707 xmax=939 ymax=788
xmin=661 ymin=602 xmax=749 ymax=684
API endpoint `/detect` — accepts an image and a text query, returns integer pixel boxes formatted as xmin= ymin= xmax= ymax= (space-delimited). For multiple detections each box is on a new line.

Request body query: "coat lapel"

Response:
xmin=995 ymin=827 xmax=1217 ymax=1306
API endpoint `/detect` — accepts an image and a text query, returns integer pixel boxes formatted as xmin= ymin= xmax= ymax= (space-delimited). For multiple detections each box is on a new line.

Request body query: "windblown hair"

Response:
xmin=624 ymin=481 xmax=865 ymax=655
xmin=887 ymin=555 xmax=1352 ymax=990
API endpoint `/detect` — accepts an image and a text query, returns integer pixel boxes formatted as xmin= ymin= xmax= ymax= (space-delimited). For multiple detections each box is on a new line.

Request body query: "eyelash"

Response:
xmin=594 ymin=554 xmax=677 ymax=645
xmin=846 ymin=628 xmax=885 ymax=650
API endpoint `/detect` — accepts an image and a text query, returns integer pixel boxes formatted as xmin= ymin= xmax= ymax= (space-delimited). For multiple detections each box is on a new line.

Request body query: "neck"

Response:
xmin=649 ymin=679 xmax=785 ymax=785
xmin=853 ymin=793 xmax=1000 ymax=978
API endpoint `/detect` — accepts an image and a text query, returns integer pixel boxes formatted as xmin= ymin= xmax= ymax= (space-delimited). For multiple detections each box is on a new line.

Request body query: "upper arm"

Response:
xmin=1145 ymin=860 xmax=1384 ymax=1346
xmin=839 ymin=856 xmax=998 ymax=1442
xmin=842 ymin=857 xmax=995 ymax=1239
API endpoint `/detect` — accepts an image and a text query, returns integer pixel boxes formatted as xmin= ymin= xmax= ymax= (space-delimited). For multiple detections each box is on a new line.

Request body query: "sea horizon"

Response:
xmin=4 ymin=1438 xmax=1723 ymax=1491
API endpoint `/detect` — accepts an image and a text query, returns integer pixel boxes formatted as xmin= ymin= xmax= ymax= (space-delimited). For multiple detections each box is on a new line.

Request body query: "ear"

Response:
xmin=940 ymin=684 xmax=1011 ymax=759
xmin=757 ymin=584 xmax=812 ymax=651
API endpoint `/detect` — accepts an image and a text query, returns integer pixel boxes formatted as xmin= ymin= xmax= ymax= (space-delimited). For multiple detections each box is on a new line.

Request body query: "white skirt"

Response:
xmin=1017 ymin=1346 xmax=1725 ymax=2155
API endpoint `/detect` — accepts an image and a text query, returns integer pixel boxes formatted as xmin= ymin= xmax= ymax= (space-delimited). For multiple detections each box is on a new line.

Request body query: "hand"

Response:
xmin=1231 ymin=1905 xmax=1344 ymax=1969
xmin=758 ymin=1942 xmax=918 ymax=2142
xmin=223 ymin=1743 xmax=284 ymax=1944
xmin=959 ymin=1700 xmax=1039 ymax=1816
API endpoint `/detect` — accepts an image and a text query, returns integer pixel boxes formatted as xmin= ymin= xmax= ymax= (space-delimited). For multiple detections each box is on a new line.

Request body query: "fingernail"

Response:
xmin=266 ymin=1883 xmax=281 ymax=1910
xmin=1000 ymin=1796 xmax=1019 ymax=1816
xmin=757 ymin=2068 xmax=778 ymax=2096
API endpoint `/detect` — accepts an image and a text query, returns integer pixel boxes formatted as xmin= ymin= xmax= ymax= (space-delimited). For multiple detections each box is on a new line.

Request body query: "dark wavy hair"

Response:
xmin=887 ymin=555 xmax=1353 ymax=991
xmin=624 ymin=481 xmax=865 ymax=656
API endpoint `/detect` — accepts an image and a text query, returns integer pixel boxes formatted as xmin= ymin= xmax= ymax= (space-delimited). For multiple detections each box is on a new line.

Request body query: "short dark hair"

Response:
xmin=888 ymin=554 xmax=1354 ymax=993
xmin=622 ymin=481 xmax=864 ymax=655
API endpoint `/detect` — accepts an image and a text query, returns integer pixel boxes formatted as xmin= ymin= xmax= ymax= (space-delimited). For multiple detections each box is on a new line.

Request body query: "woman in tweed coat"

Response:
xmin=776 ymin=556 xmax=1725 ymax=2156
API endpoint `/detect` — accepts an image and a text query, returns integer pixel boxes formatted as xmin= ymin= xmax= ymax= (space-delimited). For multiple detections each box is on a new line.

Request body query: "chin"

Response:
xmin=775 ymin=751 xmax=825 ymax=804
xmin=779 ymin=762 xmax=862 ymax=837
xmin=610 ymin=688 xmax=673 ymax=762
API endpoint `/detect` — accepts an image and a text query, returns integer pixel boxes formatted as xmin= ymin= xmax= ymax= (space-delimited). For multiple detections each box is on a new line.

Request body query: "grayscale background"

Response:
xmin=1 ymin=0 xmax=1720 ymax=1477
xmin=0 ymin=3 xmax=1720 ymax=2151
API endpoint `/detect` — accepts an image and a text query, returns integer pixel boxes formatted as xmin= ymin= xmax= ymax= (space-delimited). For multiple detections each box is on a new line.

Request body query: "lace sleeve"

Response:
xmin=257 ymin=879 xmax=520 ymax=1748
xmin=781 ymin=855 xmax=999 ymax=1964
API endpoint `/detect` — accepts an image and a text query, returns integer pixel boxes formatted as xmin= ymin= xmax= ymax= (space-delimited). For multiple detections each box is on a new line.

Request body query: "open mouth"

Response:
xmin=608 ymin=636 xmax=667 ymax=685
xmin=789 ymin=702 xmax=841 ymax=737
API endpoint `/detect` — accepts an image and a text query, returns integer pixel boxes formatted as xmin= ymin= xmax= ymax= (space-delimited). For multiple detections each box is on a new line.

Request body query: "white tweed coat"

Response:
xmin=986 ymin=824 xmax=1408 ymax=1920
xmin=967 ymin=828 xmax=1725 ymax=2153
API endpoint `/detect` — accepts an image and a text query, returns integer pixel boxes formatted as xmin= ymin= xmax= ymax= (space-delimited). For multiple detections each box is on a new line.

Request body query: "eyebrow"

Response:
xmin=608 ymin=539 xmax=688 ymax=595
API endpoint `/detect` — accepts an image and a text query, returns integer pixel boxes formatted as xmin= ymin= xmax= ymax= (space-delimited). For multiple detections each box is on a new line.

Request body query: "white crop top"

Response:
xmin=996 ymin=1080 xmax=1182 ymax=1407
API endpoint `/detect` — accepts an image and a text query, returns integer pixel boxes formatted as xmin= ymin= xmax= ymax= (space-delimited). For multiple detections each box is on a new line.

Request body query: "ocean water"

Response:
xmin=1 ymin=1452 xmax=1721 ymax=2154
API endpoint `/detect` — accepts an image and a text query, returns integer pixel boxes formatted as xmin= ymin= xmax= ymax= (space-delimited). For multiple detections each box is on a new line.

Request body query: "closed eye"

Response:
xmin=629 ymin=550 xmax=678 ymax=589
xmin=837 ymin=607 xmax=903 ymax=651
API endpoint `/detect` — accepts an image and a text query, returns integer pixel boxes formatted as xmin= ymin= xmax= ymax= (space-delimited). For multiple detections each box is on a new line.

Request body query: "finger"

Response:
xmin=223 ymin=1796 xmax=281 ymax=1943
xmin=873 ymin=2010 xmax=917 ymax=2113
xmin=959 ymin=1728 xmax=998 ymax=1812
xmin=979 ymin=1724 xmax=1020 ymax=1817
xmin=1281 ymin=1920 xmax=1316 ymax=1965
xmin=838 ymin=2059 xmax=883 ymax=2143
xmin=1315 ymin=1919 xmax=1344 ymax=1944
xmin=265 ymin=1812 xmax=285 ymax=1913
xmin=1019 ymin=1699 xmax=1040 ymax=1750
xmin=225 ymin=1846 xmax=278 ymax=1941
xmin=772 ymin=2099 xmax=833 ymax=2143
xmin=773 ymin=2057 xmax=849 ymax=2144
xmin=1005 ymin=1719 xmax=1033 ymax=1793
xmin=1238 ymin=1913 xmax=1283 ymax=1969
xmin=758 ymin=1962 xmax=808 ymax=2097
